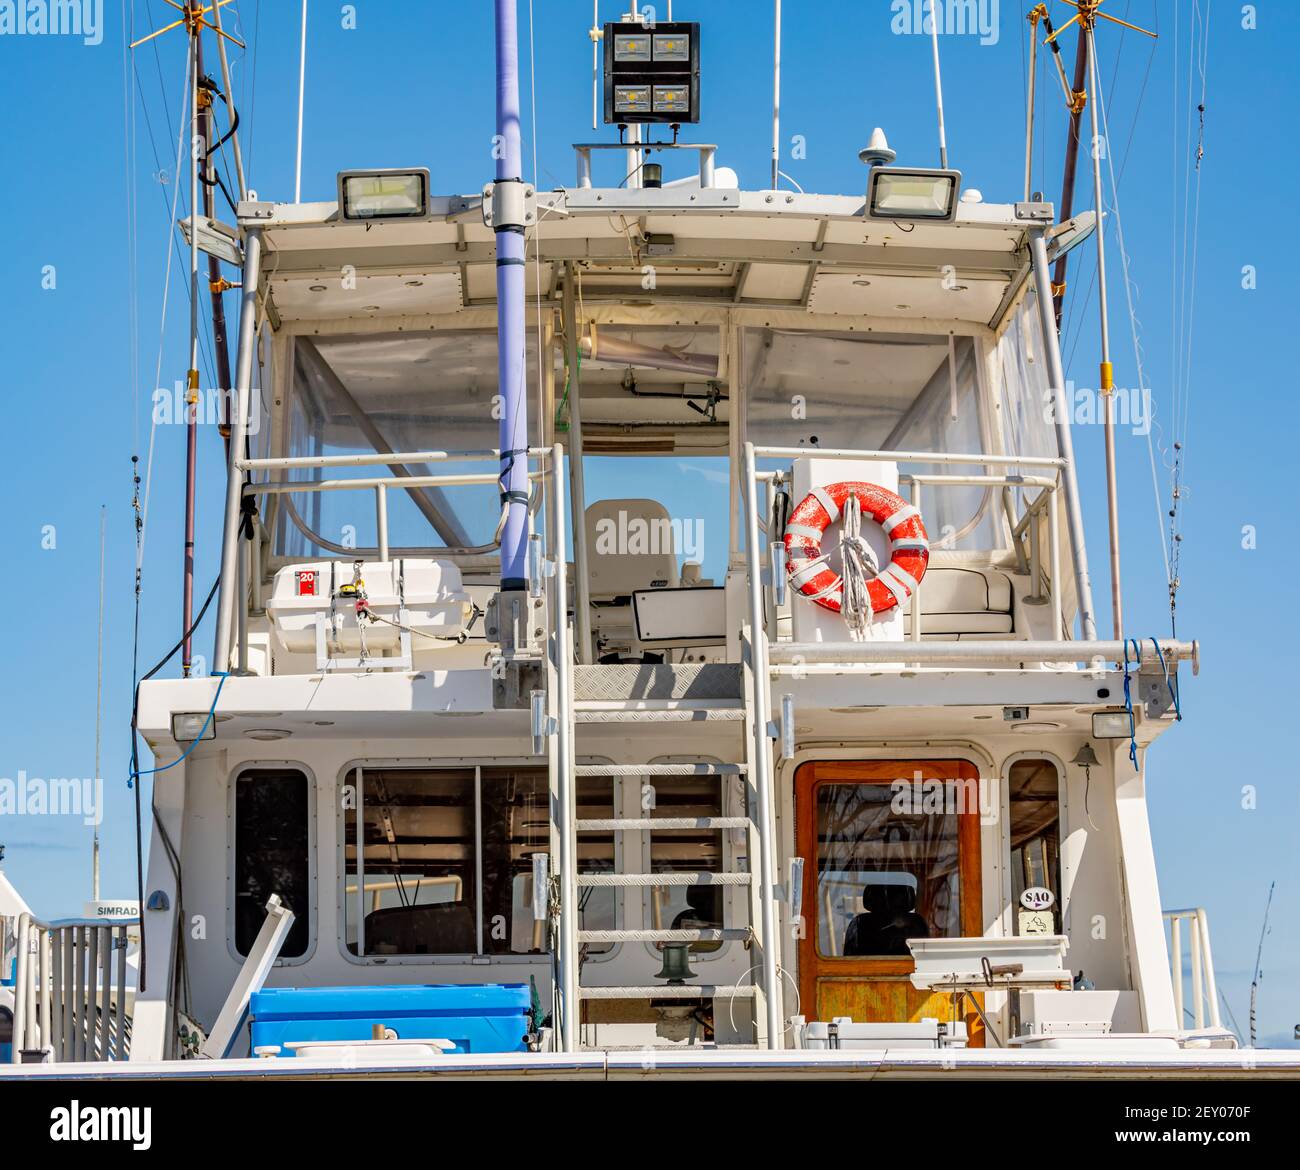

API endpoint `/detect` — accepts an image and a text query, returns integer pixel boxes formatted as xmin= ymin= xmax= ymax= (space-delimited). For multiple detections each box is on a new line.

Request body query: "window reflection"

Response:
xmin=815 ymin=782 xmax=961 ymax=960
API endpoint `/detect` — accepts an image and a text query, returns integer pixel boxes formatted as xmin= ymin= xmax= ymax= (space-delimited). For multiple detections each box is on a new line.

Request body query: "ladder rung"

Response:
xmin=574 ymin=764 xmax=746 ymax=777
xmin=574 ymin=817 xmax=750 ymax=832
xmin=576 ymin=872 xmax=750 ymax=887
xmin=578 ymin=985 xmax=757 ymax=1000
xmin=578 ymin=928 xmax=751 ymax=944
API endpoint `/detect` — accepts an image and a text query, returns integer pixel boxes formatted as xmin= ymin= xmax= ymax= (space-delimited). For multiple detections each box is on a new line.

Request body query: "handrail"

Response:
xmin=10 ymin=914 xmax=136 ymax=1064
xmin=751 ymin=444 xmax=1065 ymax=468
xmin=221 ymin=447 xmax=560 ymax=672
xmin=237 ymin=446 xmax=555 ymax=473
xmin=1164 ymin=907 xmax=1222 ymax=1032
xmin=768 ymin=639 xmax=1198 ymax=671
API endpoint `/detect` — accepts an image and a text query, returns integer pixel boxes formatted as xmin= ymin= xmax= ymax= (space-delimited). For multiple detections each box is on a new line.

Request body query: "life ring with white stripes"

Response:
xmin=784 ymin=481 xmax=930 ymax=616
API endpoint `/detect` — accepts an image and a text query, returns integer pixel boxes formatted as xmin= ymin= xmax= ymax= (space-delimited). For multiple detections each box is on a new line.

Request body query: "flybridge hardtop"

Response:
xmin=4 ymin=3 xmax=1282 ymax=1082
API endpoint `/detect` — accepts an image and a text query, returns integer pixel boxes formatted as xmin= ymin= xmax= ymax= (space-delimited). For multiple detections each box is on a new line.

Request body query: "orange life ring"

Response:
xmin=784 ymin=481 xmax=930 ymax=616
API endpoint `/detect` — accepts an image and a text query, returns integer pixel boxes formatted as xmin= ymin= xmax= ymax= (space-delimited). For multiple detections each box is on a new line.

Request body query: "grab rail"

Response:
xmin=10 ymin=915 xmax=135 ymax=1064
xmin=744 ymin=441 xmax=1196 ymax=673
xmin=1164 ymin=907 xmax=1222 ymax=1032
xmin=224 ymin=447 xmax=557 ymax=673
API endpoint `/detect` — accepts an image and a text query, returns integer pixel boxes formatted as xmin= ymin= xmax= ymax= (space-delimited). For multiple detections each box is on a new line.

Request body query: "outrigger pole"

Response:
xmin=1046 ymin=0 xmax=1157 ymax=640
xmin=195 ymin=33 xmax=235 ymax=456
xmin=494 ymin=0 xmax=531 ymax=590
xmin=132 ymin=2 xmax=244 ymax=675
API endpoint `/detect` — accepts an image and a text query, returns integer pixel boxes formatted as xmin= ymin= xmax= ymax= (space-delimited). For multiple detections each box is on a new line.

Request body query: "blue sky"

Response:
xmin=0 ymin=1 xmax=1294 ymax=1044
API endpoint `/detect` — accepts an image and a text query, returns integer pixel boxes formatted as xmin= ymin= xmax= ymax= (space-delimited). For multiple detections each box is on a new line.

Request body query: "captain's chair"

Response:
xmin=844 ymin=883 xmax=930 ymax=957
xmin=585 ymin=499 xmax=681 ymax=601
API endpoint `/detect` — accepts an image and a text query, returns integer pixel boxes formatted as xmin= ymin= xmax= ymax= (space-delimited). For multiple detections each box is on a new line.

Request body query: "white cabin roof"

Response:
xmin=237 ymin=188 xmax=1047 ymax=330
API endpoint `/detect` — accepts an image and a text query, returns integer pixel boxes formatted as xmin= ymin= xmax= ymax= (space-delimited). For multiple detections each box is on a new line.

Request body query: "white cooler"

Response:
xmin=266 ymin=559 xmax=471 ymax=655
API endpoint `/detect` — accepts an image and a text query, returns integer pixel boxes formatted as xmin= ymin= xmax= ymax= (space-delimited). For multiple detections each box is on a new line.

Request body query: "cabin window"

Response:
xmin=742 ymin=328 xmax=1000 ymax=549
xmin=233 ymin=768 xmax=312 ymax=959
xmin=813 ymin=779 xmax=964 ymax=959
xmin=278 ymin=330 xmax=546 ymax=558
xmin=343 ymin=766 xmax=614 ymax=958
xmin=1007 ymin=758 xmax=1062 ymax=932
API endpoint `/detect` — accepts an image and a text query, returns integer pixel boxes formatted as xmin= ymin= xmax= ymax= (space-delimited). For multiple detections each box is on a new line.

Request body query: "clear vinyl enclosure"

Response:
xmin=266 ymin=303 xmax=1058 ymax=566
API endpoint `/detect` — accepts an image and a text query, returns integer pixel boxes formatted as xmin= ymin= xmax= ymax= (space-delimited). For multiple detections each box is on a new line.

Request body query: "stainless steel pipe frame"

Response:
xmin=767 ymin=639 xmax=1198 ymax=672
xmin=214 ymin=226 xmax=264 ymax=672
xmin=573 ymin=142 xmax=717 ymax=189
xmin=1028 ymin=227 xmax=1100 ymax=641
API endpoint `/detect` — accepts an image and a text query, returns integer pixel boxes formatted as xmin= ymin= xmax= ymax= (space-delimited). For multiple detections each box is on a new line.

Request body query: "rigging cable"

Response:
xmin=1095 ymin=51 xmax=1171 ymax=588
xmin=1167 ymin=1 xmax=1213 ymax=637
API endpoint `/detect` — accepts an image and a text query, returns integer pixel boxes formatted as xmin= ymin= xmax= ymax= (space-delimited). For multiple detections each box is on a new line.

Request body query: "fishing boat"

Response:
xmin=4 ymin=0 xmax=1295 ymax=1082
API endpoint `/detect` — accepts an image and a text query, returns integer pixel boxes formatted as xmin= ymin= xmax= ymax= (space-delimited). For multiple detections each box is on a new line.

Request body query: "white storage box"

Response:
xmin=792 ymin=1016 xmax=968 ymax=1050
xmin=266 ymin=560 xmax=471 ymax=655
xmin=908 ymin=935 xmax=1071 ymax=990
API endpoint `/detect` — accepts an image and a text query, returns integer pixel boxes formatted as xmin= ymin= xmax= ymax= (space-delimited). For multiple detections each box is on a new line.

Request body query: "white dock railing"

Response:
xmin=9 ymin=915 xmax=135 ymax=1064
xmin=1164 ymin=907 xmax=1221 ymax=1031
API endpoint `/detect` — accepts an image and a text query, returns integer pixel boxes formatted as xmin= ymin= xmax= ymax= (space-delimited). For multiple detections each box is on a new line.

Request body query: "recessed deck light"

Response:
xmin=244 ymin=728 xmax=292 ymax=741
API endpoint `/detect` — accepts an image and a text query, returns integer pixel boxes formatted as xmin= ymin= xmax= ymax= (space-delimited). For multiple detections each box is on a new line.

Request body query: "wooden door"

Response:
xmin=796 ymin=760 xmax=984 ymax=1043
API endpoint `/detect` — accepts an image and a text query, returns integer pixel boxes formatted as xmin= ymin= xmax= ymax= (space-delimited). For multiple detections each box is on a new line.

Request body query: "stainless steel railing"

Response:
xmin=743 ymin=441 xmax=1198 ymax=673
xmin=223 ymin=446 xmax=555 ymax=673
xmin=10 ymin=915 xmax=135 ymax=1064
xmin=1164 ymin=907 xmax=1222 ymax=1032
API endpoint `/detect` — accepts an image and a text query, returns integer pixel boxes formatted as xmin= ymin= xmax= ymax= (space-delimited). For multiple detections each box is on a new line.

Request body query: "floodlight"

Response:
xmin=1091 ymin=710 xmax=1133 ymax=739
xmin=337 ymin=169 xmax=430 ymax=221
xmin=867 ymin=167 xmax=962 ymax=223
xmin=172 ymin=712 xmax=217 ymax=743
xmin=604 ymin=21 xmax=700 ymax=125
xmin=179 ymin=215 xmax=243 ymax=267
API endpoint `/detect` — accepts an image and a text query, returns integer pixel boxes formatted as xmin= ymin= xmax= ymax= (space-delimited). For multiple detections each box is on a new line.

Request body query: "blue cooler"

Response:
xmin=249 ymin=983 xmax=533 ymax=1056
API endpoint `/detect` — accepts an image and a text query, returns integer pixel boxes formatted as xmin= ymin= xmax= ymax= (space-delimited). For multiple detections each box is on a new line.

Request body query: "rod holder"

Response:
xmin=787 ymin=856 xmax=805 ymax=921
xmin=531 ymin=853 xmax=550 ymax=922
xmin=528 ymin=533 xmax=544 ymax=599
xmin=771 ymin=541 xmax=788 ymax=607
xmin=530 ymin=689 xmax=552 ymax=756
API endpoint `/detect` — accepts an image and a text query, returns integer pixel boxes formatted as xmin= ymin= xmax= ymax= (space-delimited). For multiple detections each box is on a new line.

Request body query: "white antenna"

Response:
xmin=93 ymin=505 xmax=106 ymax=902
xmin=927 ymin=0 xmax=949 ymax=168
xmin=295 ymin=0 xmax=309 ymax=202
xmin=771 ymin=0 xmax=782 ymax=188
xmin=1249 ymin=881 xmax=1276 ymax=1048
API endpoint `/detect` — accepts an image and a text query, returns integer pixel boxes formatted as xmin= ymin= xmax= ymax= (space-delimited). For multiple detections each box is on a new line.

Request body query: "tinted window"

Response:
xmin=234 ymin=769 xmax=311 ymax=958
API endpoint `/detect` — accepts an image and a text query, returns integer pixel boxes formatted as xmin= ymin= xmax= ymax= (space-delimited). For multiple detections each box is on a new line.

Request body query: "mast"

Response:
xmin=493 ymin=0 xmax=530 ymax=589
xmin=1050 ymin=34 xmax=1089 ymax=328
xmin=182 ymin=9 xmax=201 ymax=677
xmin=195 ymin=33 xmax=235 ymax=456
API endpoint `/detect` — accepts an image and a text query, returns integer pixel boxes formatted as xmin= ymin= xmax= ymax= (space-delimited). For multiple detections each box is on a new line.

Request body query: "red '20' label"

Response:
xmin=296 ymin=571 xmax=318 ymax=597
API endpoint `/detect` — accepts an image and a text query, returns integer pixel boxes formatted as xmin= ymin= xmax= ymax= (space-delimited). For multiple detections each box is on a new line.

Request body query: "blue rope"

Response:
xmin=1121 ymin=639 xmax=1140 ymax=772
xmin=1150 ymin=637 xmax=1182 ymax=721
xmin=129 ymin=672 xmax=229 ymax=785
